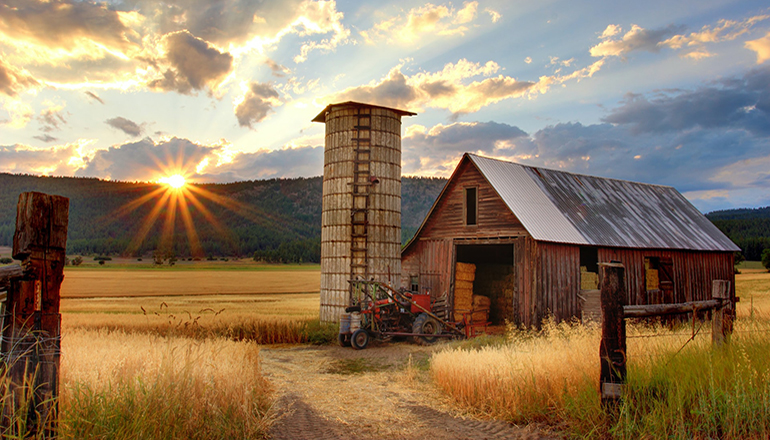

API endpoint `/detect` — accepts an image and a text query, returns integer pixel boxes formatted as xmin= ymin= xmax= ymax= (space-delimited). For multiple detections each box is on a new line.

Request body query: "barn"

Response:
xmin=400 ymin=153 xmax=740 ymax=327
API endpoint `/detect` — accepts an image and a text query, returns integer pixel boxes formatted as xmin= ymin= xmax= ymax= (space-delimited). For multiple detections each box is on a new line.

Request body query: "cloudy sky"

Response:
xmin=1 ymin=0 xmax=769 ymax=212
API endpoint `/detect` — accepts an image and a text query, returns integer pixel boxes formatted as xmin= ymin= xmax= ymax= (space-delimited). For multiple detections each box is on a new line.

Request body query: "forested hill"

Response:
xmin=0 ymin=173 xmax=446 ymax=262
xmin=706 ymin=207 xmax=770 ymax=261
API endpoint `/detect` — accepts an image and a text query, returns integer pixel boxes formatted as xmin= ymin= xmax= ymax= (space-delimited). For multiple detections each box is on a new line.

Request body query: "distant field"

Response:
xmin=61 ymin=267 xmax=320 ymax=298
xmin=60 ymin=268 xmax=322 ymax=342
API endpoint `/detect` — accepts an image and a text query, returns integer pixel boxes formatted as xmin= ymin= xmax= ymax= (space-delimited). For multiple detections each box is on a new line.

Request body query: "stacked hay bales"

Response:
xmin=454 ymin=262 xmax=475 ymax=321
xmin=470 ymin=294 xmax=491 ymax=322
xmin=580 ymin=266 xmax=599 ymax=290
xmin=474 ymin=264 xmax=514 ymax=324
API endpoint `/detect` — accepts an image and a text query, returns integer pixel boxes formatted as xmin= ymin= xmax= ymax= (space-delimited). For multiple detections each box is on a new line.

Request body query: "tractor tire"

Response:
xmin=350 ymin=329 xmax=370 ymax=350
xmin=412 ymin=313 xmax=442 ymax=345
xmin=338 ymin=333 xmax=351 ymax=347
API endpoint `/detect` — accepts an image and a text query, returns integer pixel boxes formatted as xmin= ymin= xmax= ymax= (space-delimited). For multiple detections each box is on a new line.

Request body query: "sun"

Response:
xmin=159 ymin=174 xmax=187 ymax=189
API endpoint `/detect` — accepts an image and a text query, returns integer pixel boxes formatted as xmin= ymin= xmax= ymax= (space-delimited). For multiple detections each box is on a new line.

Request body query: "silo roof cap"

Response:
xmin=312 ymin=101 xmax=416 ymax=123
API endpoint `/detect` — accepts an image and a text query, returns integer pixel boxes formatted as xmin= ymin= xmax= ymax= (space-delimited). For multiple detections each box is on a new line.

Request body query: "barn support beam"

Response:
xmin=2 ymin=192 xmax=68 ymax=437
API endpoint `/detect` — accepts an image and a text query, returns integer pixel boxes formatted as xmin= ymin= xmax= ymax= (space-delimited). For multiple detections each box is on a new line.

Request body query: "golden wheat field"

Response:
xmin=61 ymin=268 xmax=321 ymax=297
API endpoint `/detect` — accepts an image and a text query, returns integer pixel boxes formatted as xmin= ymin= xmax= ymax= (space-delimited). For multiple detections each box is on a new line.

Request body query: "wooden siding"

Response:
xmin=421 ymin=160 xmax=527 ymax=239
xmin=598 ymin=248 xmax=735 ymax=308
xmin=533 ymin=242 xmax=581 ymax=325
xmin=401 ymin=238 xmax=454 ymax=301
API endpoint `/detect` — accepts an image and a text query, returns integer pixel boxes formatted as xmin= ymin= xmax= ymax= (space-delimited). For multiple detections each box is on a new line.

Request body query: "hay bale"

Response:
xmin=470 ymin=310 xmax=489 ymax=322
xmin=455 ymin=262 xmax=476 ymax=281
xmin=581 ymin=271 xmax=598 ymax=290
xmin=456 ymin=262 xmax=476 ymax=273
xmin=646 ymin=269 xmax=659 ymax=290
xmin=455 ymin=280 xmax=474 ymax=292
xmin=472 ymin=295 xmax=491 ymax=308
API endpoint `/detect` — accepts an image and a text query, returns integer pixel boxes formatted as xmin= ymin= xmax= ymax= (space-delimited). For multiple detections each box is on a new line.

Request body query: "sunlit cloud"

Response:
xmin=326 ymin=57 xmax=604 ymax=115
xmin=361 ymin=1 xmax=481 ymax=44
xmin=485 ymin=8 xmax=501 ymax=23
xmin=746 ymin=31 xmax=770 ymax=64
xmin=0 ymin=0 xmax=142 ymax=65
xmin=0 ymin=58 xmax=39 ymax=97
xmin=292 ymin=0 xmax=350 ymax=63
xmin=0 ymin=140 xmax=94 ymax=175
xmin=591 ymin=15 xmax=770 ymax=59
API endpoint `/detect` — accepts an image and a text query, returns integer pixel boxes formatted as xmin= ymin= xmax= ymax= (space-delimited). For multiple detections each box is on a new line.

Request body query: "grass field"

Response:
xmin=431 ymin=270 xmax=770 ymax=439
xmin=59 ymin=267 xmax=325 ymax=345
xmin=61 ymin=267 xmax=320 ymax=297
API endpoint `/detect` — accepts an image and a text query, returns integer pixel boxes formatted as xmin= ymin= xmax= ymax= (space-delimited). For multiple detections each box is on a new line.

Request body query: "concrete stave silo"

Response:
xmin=313 ymin=102 xmax=415 ymax=322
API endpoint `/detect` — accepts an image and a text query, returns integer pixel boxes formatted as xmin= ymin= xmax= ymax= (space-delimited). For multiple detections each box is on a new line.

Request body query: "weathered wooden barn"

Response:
xmin=401 ymin=153 xmax=740 ymax=327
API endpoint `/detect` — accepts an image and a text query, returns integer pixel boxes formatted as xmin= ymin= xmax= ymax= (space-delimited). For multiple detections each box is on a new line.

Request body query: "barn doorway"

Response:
xmin=454 ymin=243 xmax=514 ymax=325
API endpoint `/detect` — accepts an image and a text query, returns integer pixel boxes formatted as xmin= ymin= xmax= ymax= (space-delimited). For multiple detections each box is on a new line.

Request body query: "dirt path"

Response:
xmin=261 ymin=342 xmax=558 ymax=440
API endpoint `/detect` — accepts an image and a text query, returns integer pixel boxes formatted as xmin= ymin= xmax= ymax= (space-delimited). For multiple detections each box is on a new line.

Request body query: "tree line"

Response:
xmin=0 ymin=173 xmax=447 ymax=264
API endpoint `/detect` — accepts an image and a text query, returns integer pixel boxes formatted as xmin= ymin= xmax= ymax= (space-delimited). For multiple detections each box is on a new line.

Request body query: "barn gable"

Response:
xmin=405 ymin=154 xmax=738 ymax=254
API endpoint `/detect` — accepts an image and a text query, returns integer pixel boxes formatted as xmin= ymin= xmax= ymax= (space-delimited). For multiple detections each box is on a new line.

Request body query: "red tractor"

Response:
xmin=338 ymin=280 xmax=464 ymax=349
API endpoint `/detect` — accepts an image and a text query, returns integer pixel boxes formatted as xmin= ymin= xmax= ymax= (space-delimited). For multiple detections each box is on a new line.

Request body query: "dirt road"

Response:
xmin=261 ymin=342 xmax=558 ymax=440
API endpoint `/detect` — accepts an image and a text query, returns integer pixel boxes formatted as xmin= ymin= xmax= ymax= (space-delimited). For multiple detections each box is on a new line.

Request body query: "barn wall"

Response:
xmin=401 ymin=238 xmax=454 ymax=301
xmin=421 ymin=160 xmax=527 ymax=239
xmin=533 ymin=242 xmax=581 ymax=325
xmin=598 ymin=248 xmax=736 ymax=307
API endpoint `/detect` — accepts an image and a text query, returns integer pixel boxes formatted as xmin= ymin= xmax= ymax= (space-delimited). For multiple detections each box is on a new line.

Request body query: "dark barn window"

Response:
xmin=465 ymin=187 xmax=477 ymax=226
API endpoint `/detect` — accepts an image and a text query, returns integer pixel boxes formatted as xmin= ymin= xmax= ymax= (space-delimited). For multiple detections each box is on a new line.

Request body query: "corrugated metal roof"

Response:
xmin=469 ymin=154 xmax=739 ymax=252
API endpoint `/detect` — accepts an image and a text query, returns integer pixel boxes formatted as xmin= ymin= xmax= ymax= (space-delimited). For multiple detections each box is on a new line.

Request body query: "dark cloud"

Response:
xmin=0 ymin=0 xmax=138 ymax=53
xmin=198 ymin=146 xmax=323 ymax=182
xmin=0 ymin=58 xmax=39 ymax=97
xmin=235 ymin=82 xmax=280 ymax=128
xmin=148 ymin=31 xmax=233 ymax=94
xmin=76 ymin=137 xmax=218 ymax=181
xmin=603 ymin=65 xmax=770 ymax=136
xmin=106 ymin=116 xmax=142 ymax=137
xmin=33 ymin=134 xmax=58 ymax=143
xmin=37 ymin=107 xmax=66 ymax=132
xmin=265 ymin=59 xmax=291 ymax=77
xmin=85 ymin=91 xmax=105 ymax=104
xmin=403 ymin=121 xmax=530 ymax=174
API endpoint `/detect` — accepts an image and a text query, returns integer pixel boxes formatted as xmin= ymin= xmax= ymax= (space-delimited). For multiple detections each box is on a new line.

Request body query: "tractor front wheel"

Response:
xmin=412 ymin=313 xmax=442 ymax=345
xmin=351 ymin=329 xmax=370 ymax=350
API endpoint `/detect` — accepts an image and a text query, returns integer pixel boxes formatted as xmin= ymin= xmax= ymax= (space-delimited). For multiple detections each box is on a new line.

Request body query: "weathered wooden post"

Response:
xmin=599 ymin=262 xmax=626 ymax=406
xmin=2 ymin=192 xmax=68 ymax=437
xmin=712 ymin=280 xmax=731 ymax=346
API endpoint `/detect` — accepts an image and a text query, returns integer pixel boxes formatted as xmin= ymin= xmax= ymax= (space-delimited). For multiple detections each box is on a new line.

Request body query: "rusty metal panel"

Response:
xmin=468 ymin=154 xmax=738 ymax=252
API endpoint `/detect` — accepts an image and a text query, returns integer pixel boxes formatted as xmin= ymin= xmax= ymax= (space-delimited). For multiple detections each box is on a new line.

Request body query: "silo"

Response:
xmin=313 ymin=102 xmax=416 ymax=322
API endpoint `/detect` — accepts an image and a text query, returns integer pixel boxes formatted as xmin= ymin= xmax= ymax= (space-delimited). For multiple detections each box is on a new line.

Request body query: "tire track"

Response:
xmin=261 ymin=344 xmax=559 ymax=440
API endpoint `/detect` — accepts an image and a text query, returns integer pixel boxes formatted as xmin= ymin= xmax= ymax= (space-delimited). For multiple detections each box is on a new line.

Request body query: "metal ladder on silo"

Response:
xmin=350 ymin=107 xmax=372 ymax=286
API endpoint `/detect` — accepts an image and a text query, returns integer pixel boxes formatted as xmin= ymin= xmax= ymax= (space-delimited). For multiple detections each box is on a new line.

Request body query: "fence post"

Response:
xmin=712 ymin=280 xmax=731 ymax=346
xmin=2 ymin=192 xmax=68 ymax=437
xmin=599 ymin=262 xmax=626 ymax=406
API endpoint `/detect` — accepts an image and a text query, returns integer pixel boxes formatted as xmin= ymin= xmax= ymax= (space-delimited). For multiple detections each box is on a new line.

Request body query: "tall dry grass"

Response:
xmin=61 ymin=294 xmax=336 ymax=344
xmin=431 ymin=271 xmax=770 ymax=438
xmin=432 ymin=319 xmax=770 ymax=438
xmin=59 ymin=329 xmax=274 ymax=439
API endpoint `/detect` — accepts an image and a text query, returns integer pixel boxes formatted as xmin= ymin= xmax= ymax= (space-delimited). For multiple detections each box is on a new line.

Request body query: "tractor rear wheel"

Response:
xmin=412 ymin=313 xmax=442 ymax=345
xmin=351 ymin=329 xmax=369 ymax=350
